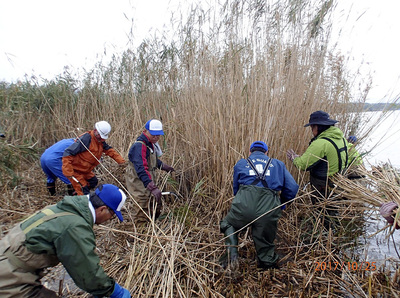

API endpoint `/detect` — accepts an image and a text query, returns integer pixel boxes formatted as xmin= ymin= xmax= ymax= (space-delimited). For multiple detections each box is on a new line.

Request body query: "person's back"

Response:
xmin=220 ymin=141 xmax=298 ymax=270
xmin=40 ymin=138 xmax=75 ymax=195
xmin=233 ymin=150 xmax=299 ymax=199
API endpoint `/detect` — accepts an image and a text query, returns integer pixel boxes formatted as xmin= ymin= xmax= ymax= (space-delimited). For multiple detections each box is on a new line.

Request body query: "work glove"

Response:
xmin=146 ymin=181 xmax=162 ymax=204
xmin=82 ymin=185 xmax=90 ymax=195
xmin=380 ymin=201 xmax=398 ymax=225
xmin=286 ymin=149 xmax=299 ymax=161
xmin=110 ymin=283 xmax=131 ymax=298
xmin=279 ymin=195 xmax=290 ymax=210
xmin=161 ymin=163 xmax=175 ymax=173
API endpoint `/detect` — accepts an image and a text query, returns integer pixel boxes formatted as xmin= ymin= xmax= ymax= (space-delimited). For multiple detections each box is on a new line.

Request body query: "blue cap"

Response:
xmin=95 ymin=184 xmax=126 ymax=222
xmin=145 ymin=119 xmax=164 ymax=135
xmin=304 ymin=110 xmax=338 ymax=127
xmin=250 ymin=141 xmax=268 ymax=152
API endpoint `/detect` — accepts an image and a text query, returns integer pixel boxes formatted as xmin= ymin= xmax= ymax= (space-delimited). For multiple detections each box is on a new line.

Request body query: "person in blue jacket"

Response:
xmin=220 ymin=141 xmax=299 ymax=270
xmin=40 ymin=138 xmax=75 ymax=196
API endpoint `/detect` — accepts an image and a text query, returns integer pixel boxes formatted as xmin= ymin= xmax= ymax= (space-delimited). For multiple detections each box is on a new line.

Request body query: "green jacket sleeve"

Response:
xmin=348 ymin=143 xmax=363 ymax=166
xmin=54 ymin=222 xmax=115 ymax=297
xmin=293 ymin=139 xmax=329 ymax=171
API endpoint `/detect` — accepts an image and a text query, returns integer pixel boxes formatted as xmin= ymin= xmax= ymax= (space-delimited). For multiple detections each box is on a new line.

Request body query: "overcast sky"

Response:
xmin=1 ymin=0 xmax=399 ymax=103
xmin=332 ymin=0 xmax=400 ymax=102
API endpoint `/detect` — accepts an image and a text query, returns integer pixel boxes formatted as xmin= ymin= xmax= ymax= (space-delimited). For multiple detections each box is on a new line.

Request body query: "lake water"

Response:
xmin=353 ymin=110 xmax=400 ymax=272
xmin=358 ymin=110 xmax=400 ymax=169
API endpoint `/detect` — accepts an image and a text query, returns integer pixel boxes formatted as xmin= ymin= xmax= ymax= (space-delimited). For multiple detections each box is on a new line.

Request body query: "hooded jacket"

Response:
xmin=4 ymin=196 xmax=115 ymax=297
xmin=293 ymin=126 xmax=349 ymax=179
xmin=62 ymin=130 xmax=125 ymax=177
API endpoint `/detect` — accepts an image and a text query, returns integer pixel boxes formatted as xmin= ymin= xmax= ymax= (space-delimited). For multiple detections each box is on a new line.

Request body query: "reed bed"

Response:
xmin=2 ymin=162 xmax=400 ymax=297
xmin=1 ymin=0 xmax=400 ymax=296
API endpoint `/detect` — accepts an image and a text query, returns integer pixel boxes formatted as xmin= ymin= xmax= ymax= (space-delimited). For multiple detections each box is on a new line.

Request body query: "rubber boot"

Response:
xmin=220 ymin=221 xmax=239 ymax=269
xmin=67 ymin=184 xmax=75 ymax=196
xmin=47 ymin=182 xmax=56 ymax=196
xmin=224 ymin=225 xmax=239 ymax=263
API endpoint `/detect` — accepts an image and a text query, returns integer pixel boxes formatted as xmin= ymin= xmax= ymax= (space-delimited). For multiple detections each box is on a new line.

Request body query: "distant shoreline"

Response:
xmin=362 ymin=102 xmax=400 ymax=111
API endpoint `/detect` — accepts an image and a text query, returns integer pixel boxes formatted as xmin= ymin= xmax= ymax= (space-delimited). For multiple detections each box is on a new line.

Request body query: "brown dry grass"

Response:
xmin=1 ymin=159 xmax=400 ymax=297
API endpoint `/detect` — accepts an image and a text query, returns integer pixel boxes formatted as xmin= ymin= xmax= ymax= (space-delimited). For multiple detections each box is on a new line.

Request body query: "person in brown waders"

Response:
xmin=125 ymin=119 xmax=175 ymax=225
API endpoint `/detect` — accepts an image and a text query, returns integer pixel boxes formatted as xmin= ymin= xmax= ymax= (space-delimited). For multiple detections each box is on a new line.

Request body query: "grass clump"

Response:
xmin=0 ymin=140 xmax=38 ymax=188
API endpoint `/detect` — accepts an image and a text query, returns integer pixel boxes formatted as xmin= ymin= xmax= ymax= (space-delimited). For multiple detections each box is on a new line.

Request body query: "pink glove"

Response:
xmin=380 ymin=202 xmax=398 ymax=224
xmin=286 ymin=149 xmax=299 ymax=161
xmin=161 ymin=163 xmax=175 ymax=173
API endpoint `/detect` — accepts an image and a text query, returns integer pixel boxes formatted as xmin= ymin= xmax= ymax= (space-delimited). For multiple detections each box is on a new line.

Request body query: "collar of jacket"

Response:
xmin=138 ymin=132 xmax=154 ymax=149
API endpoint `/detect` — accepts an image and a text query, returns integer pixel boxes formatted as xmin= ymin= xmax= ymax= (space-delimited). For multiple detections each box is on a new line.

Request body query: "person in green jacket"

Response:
xmin=287 ymin=110 xmax=350 ymax=201
xmin=0 ymin=184 xmax=131 ymax=298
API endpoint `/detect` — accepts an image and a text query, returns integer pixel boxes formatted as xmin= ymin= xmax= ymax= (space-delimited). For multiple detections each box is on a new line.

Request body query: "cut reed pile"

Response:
xmin=1 ymin=0 xmax=399 ymax=296
xmin=332 ymin=164 xmax=400 ymax=236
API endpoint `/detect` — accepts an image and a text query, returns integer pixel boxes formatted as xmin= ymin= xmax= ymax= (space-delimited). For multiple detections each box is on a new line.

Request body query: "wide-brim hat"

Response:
xmin=304 ymin=110 xmax=338 ymax=127
xmin=145 ymin=119 xmax=164 ymax=135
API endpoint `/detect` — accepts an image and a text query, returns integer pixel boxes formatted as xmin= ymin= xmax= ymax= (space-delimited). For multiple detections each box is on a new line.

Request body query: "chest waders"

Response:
xmin=0 ymin=208 xmax=73 ymax=297
xmin=220 ymin=158 xmax=280 ymax=268
xmin=125 ymin=141 xmax=158 ymax=223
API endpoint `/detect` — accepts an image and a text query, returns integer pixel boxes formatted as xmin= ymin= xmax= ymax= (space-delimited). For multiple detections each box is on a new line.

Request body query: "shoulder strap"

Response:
xmin=246 ymin=157 xmax=273 ymax=188
xmin=135 ymin=140 xmax=153 ymax=154
xmin=321 ymin=137 xmax=348 ymax=172
xmin=22 ymin=209 xmax=75 ymax=234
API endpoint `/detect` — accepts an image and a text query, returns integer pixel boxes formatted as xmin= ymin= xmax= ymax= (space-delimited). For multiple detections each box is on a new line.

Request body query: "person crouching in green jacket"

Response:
xmin=0 ymin=184 xmax=131 ymax=298
xmin=286 ymin=110 xmax=350 ymax=202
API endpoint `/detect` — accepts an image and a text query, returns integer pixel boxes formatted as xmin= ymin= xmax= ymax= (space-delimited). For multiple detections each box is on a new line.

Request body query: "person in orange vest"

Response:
xmin=62 ymin=121 xmax=125 ymax=195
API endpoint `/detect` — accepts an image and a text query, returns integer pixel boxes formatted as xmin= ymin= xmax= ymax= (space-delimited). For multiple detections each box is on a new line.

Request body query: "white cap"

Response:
xmin=145 ymin=119 xmax=164 ymax=135
xmin=95 ymin=121 xmax=111 ymax=139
